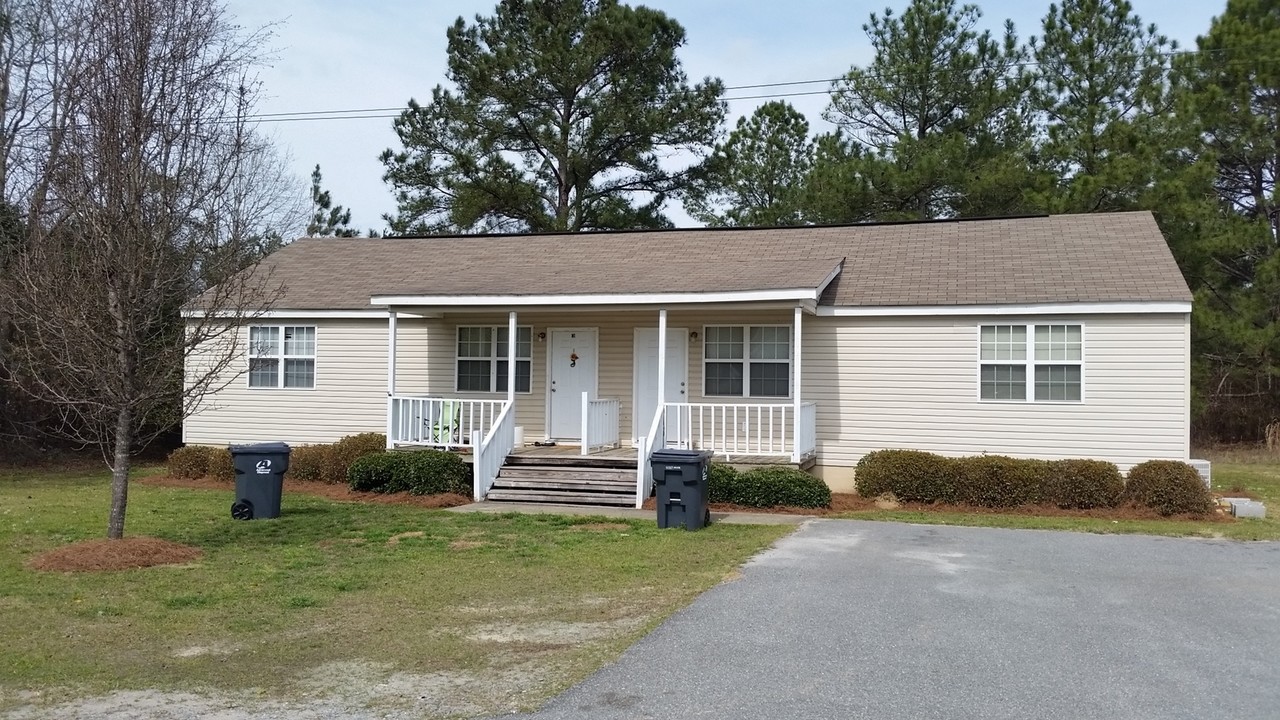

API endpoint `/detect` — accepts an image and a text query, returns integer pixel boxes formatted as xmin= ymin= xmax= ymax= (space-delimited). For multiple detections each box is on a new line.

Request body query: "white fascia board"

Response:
xmin=371 ymin=288 xmax=821 ymax=307
xmin=815 ymin=301 xmax=1193 ymax=317
xmin=182 ymin=309 xmax=394 ymax=319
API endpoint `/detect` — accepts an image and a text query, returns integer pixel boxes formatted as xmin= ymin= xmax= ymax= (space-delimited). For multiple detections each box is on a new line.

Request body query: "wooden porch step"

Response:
xmin=498 ymin=467 xmax=633 ymax=482
xmin=493 ymin=479 xmax=633 ymax=492
xmin=487 ymin=462 xmax=637 ymax=507
xmin=504 ymin=454 xmax=635 ymax=470
xmin=485 ymin=489 xmax=636 ymax=506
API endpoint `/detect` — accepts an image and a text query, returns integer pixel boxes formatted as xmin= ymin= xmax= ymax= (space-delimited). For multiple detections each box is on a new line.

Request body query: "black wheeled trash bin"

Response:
xmin=229 ymin=442 xmax=290 ymax=520
xmin=650 ymin=448 xmax=714 ymax=530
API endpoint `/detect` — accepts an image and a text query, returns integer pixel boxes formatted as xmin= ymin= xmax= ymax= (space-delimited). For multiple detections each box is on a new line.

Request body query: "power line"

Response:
xmin=242 ymin=47 xmax=1244 ymax=124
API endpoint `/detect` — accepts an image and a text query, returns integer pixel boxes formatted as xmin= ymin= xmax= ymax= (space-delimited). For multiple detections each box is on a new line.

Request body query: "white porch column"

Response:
xmin=386 ymin=310 xmax=398 ymax=449
xmin=507 ymin=311 xmax=517 ymax=405
xmin=657 ymin=309 xmax=668 ymax=413
xmin=792 ymin=306 xmax=802 ymax=463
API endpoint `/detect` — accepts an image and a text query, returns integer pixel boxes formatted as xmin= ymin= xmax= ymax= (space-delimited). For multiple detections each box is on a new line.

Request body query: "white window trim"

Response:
xmin=976 ymin=323 xmax=1085 ymax=404
xmin=454 ymin=325 xmax=534 ymax=395
xmin=247 ymin=325 xmax=317 ymax=390
xmin=701 ymin=324 xmax=792 ymax=399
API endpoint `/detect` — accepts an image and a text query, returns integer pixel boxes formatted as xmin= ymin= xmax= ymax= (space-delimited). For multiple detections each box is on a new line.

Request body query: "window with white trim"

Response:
xmin=248 ymin=325 xmax=315 ymax=389
xmin=704 ymin=325 xmax=790 ymax=398
xmin=457 ymin=326 xmax=532 ymax=393
xmin=979 ymin=324 xmax=1082 ymax=402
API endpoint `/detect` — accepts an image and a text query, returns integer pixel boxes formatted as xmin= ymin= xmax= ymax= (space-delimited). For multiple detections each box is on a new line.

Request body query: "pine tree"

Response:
xmin=684 ymin=101 xmax=813 ymax=227
xmin=824 ymin=0 xmax=1035 ymax=219
xmin=306 ymin=164 xmax=356 ymax=237
xmin=1174 ymin=0 xmax=1280 ymax=441
xmin=1028 ymin=0 xmax=1177 ymax=212
xmin=380 ymin=0 xmax=725 ymax=234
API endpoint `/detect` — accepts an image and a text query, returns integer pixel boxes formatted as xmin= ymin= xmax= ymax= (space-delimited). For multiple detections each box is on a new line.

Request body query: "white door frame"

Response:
xmin=544 ymin=327 xmax=599 ymax=441
xmin=631 ymin=327 xmax=689 ymax=445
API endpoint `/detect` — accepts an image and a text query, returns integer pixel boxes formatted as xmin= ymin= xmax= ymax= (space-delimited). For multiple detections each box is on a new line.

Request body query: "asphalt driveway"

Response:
xmin=508 ymin=520 xmax=1280 ymax=720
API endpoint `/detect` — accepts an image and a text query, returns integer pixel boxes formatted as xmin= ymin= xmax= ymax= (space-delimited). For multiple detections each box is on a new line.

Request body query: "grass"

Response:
xmin=0 ymin=465 xmax=788 ymax=714
xmin=832 ymin=449 xmax=1280 ymax=540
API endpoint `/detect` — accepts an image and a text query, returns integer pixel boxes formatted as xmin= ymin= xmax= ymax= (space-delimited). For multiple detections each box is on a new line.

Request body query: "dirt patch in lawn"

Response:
xmin=141 ymin=475 xmax=472 ymax=509
xmin=571 ymin=522 xmax=632 ymax=532
xmin=27 ymin=537 xmax=202 ymax=572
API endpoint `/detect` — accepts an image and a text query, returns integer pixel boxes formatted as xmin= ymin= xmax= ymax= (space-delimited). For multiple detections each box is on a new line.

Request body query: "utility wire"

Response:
xmin=241 ymin=47 xmax=1254 ymax=125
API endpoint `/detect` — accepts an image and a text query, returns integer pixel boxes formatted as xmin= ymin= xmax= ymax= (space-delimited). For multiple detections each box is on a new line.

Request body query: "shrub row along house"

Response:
xmin=182 ymin=211 xmax=1194 ymax=507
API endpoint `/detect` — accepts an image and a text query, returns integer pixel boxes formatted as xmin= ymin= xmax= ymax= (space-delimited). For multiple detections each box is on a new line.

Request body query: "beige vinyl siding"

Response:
xmin=402 ymin=309 xmax=794 ymax=442
xmin=806 ymin=313 xmax=1190 ymax=476
xmin=184 ymin=318 xmax=424 ymax=445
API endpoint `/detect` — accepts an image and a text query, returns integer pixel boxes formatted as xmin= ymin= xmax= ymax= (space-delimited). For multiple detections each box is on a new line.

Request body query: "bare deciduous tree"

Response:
xmin=0 ymin=0 xmax=290 ymax=538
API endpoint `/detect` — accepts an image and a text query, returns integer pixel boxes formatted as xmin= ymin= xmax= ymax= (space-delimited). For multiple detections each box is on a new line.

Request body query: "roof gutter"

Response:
xmin=815 ymin=301 xmax=1193 ymax=317
xmin=370 ymin=288 xmax=823 ymax=307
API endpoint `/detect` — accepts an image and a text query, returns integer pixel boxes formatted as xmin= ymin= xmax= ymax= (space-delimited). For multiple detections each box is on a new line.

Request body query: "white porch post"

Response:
xmin=657 ymin=309 xmax=668 ymax=425
xmin=506 ymin=310 xmax=517 ymax=406
xmin=386 ymin=310 xmax=398 ymax=449
xmin=791 ymin=305 xmax=802 ymax=463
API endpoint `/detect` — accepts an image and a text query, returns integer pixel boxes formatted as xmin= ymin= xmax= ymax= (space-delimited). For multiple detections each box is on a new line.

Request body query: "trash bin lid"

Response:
xmin=229 ymin=442 xmax=291 ymax=454
xmin=650 ymin=448 xmax=714 ymax=463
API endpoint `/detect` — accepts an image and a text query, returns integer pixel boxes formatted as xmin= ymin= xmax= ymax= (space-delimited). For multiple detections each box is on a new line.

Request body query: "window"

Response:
xmin=979 ymin=324 xmax=1082 ymax=402
xmin=704 ymin=325 xmax=790 ymax=398
xmin=248 ymin=325 xmax=315 ymax=389
xmin=457 ymin=326 xmax=532 ymax=393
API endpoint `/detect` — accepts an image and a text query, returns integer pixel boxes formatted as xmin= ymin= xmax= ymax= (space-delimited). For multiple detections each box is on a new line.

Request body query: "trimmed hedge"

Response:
xmin=707 ymin=463 xmax=740 ymax=505
xmin=1123 ymin=460 xmax=1214 ymax=516
xmin=288 ymin=444 xmax=331 ymax=482
xmin=206 ymin=448 xmax=234 ymax=481
xmin=856 ymin=450 xmax=1128 ymax=510
xmin=855 ymin=450 xmax=958 ymax=503
xmin=1046 ymin=459 xmax=1123 ymax=509
xmin=955 ymin=455 xmax=1051 ymax=508
xmin=347 ymin=450 xmax=471 ymax=496
xmin=398 ymin=450 xmax=472 ymax=496
xmin=348 ymin=453 xmax=406 ymax=493
xmin=323 ymin=433 xmax=387 ymax=483
xmin=709 ymin=466 xmax=831 ymax=509
xmin=167 ymin=446 xmax=214 ymax=479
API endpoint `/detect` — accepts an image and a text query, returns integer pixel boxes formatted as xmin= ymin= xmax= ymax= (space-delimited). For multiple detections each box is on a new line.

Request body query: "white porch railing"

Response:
xmin=664 ymin=402 xmax=794 ymax=458
xmin=635 ymin=408 xmax=665 ymax=508
xmin=581 ymin=393 xmax=621 ymax=456
xmin=472 ymin=402 xmax=515 ymax=501
xmin=387 ymin=396 xmax=505 ymax=449
xmin=797 ymin=401 xmax=817 ymax=462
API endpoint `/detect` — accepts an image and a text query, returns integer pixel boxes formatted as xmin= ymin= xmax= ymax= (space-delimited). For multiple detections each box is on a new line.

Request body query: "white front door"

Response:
xmin=547 ymin=328 xmax=598 ymax=441
xmin=633 ymin=327 xmax=688 ymax=444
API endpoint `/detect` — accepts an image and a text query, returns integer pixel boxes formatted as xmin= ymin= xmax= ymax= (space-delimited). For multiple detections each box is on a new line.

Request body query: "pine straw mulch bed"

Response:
xmin=27 ymin=537 xmax=202 ymax=573
xmin=139 ymin=475 xmax=473 ymax=510
xmin=647 ymin=492 xmax=1235 ymax=523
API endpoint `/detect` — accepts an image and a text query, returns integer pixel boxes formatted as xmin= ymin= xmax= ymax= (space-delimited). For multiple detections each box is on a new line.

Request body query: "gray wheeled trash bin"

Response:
xmin=229 ymin=442 xmax=290 ymax=520
xmin=650 ymin=449 xmax=714 ymax=530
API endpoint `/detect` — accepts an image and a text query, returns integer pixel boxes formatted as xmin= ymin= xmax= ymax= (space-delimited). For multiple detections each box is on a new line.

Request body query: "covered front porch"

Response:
xmin=376 ymin=295 xmax=827 ymax=508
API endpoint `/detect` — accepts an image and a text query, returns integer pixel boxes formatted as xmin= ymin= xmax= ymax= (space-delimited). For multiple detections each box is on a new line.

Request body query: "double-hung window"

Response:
xmin=248 ymin=325 xmax=316 ymax=389
xmin=704 ymin=325 xmax=790 ymax=398
xmin=456 ymin=326 xmax=532 ymax=393
xmin=979 ymin=324 xmax=1082 ymax=402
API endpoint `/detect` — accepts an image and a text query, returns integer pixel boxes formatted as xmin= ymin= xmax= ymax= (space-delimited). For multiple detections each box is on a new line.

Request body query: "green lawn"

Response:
xmin=834 ymin=452 xmax=1280 ymax=540
xmin=0 ymin=467 xmax=788 ymax=715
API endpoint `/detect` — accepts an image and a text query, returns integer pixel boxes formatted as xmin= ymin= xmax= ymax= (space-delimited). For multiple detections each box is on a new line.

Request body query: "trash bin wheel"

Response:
xmin=704 ymin=508 xmax=711 ymax=526
xmin=231 ymin=499 xmax=254 ymax=521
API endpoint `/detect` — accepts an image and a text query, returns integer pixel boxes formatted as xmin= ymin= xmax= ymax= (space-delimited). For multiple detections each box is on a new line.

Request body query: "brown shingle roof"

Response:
xmin=196 ymin=211 xmax=1190 ymax=310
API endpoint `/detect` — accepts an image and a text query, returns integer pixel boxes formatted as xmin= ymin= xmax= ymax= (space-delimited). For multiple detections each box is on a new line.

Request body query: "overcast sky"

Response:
xmin=223 ymin=0 xmax=1225 ymax=234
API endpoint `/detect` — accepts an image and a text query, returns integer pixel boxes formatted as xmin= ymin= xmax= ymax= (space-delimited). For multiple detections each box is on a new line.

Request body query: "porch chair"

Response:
xmin=429 ymin=400 xmax=461 ymax=446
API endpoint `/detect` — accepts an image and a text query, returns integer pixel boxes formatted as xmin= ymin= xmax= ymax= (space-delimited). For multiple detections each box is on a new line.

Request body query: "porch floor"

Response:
xmin=508 ymin=444 xmax=810 ymax=468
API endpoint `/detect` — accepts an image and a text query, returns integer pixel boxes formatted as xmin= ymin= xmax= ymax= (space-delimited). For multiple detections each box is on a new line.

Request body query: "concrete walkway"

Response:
xmin=500 ymin=519 xmax=1280 ymax=720
xmin=447 ymin=501 xmax=812 ymax=525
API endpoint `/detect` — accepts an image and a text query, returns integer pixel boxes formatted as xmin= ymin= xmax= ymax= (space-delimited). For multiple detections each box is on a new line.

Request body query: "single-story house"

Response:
xmin=183 ymin=211 xmax=1193 ymax=506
